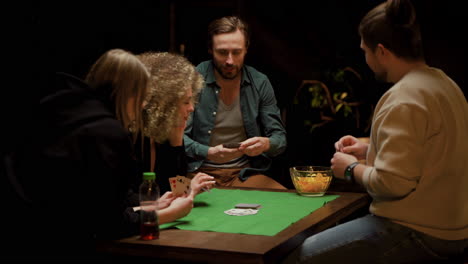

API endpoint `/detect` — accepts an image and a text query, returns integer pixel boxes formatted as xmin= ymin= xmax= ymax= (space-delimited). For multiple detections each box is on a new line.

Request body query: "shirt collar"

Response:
xmin=207 ymin=61 xmax=252 ymax=87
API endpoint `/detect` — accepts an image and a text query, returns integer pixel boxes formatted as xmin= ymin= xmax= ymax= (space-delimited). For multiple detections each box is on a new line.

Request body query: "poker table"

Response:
xmin=97 ymin=187 xmax=370 ymax=263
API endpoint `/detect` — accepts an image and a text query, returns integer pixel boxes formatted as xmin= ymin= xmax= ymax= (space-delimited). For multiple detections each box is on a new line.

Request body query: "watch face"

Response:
xmin=344 ymin=169 xmax=352 ymax=182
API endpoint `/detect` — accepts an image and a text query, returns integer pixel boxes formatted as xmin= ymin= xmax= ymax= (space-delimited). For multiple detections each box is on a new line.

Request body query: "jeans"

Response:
xmin=281 ymin=214 xmax=468 ymax=264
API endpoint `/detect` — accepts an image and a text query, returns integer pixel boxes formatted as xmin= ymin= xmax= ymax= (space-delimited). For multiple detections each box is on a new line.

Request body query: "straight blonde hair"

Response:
xmin=85 ymin=49 xmax=150 ymax=143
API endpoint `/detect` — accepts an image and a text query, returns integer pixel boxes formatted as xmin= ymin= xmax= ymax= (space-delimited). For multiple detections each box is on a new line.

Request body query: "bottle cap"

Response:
xmin=143 ymin=172 xmax=156 ymax=180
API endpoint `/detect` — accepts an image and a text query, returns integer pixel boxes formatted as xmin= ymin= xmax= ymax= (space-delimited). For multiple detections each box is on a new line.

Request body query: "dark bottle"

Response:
xmin=139 ymin=172 xmax=160 ymax=240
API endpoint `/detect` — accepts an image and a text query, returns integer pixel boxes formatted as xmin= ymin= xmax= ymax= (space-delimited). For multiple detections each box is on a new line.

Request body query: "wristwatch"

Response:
xmin=344 ymin=162 xmax=360 ymax=183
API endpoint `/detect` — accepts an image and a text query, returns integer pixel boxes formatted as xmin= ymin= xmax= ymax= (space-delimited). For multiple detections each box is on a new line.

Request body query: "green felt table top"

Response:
xmin=160 ymin=188 xmax=339 ymax=236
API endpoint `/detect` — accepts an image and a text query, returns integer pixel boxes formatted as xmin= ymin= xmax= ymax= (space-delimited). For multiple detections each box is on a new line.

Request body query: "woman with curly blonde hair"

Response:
xmin=139 ymin=52 xmax=204 ymax=145
xmin=136 ymin=52 xmax=211 ymax=195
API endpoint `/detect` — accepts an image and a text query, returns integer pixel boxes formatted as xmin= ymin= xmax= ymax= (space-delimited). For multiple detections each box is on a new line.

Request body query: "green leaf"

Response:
xmin=333 ymin=93 xmax=339 ymax=101
xmin=335 ymin=103 xmax=343 ymax=112
xmin=344 ymin=105 xmax=352 ymax=117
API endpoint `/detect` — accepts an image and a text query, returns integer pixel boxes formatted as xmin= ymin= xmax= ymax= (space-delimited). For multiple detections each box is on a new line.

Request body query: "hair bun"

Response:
xmin=386 ymin=0 xmax=417 ymax=27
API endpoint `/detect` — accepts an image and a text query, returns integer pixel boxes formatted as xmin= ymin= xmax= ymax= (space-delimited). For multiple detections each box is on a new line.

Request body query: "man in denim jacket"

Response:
xmin=184 ymin=16 xmax=287 ymax=189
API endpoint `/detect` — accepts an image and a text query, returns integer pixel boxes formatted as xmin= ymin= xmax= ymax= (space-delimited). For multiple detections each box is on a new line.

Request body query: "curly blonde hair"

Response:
xmin=137 ymin=52 xmax=204 ymax=143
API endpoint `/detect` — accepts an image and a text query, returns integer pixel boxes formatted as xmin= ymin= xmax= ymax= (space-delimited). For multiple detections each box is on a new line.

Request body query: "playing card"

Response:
xmin=168 ymin=176 xmax=192 ymax=197
xmin=224 ymin=208 xmax=258 ymax=216
xmin=223 ymin=142 xmax=241 ymax=149
xmin=169 ymin=177 xmax=178 ymax=193
xmin=181 ymin=176 xmax=191 ymax=195
xmin=235 ymin=203 xmax=262 ymax=209
xmin=175 ymin=175 xmax=186 ymax=196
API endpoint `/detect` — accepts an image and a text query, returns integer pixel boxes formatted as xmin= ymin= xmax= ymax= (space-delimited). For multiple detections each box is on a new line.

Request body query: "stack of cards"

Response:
xmin=235 ymin=203 xmax=261 ymax=209
xmin=168 ymin=175 xmax=191 ymax=196
xmin=224 ymin=208 xmax=259 ymax=216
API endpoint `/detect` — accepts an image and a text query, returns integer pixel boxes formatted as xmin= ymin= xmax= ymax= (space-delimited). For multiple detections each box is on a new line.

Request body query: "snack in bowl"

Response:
xmin=290 ymin=166 xmax=333 ymax=197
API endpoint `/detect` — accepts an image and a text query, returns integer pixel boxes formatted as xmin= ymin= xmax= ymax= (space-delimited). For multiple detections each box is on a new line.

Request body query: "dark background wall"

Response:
xmin=0 ymin=1 xmax=464 ymax=256
xmin=23 ymin=0 xmax=468 ymax=187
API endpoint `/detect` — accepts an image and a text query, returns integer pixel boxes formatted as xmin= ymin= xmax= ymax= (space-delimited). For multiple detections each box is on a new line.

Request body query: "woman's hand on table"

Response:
xmin=158 ymin=195 xmax=194 ymax=224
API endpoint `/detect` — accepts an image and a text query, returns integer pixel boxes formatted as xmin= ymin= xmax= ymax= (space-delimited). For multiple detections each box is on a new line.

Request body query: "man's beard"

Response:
xmin=214 ymin=63 xmax=241 ymax=80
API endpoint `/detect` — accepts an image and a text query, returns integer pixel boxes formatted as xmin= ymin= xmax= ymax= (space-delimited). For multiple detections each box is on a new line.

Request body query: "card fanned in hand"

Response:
xmin=169 ymin=175 xmax=191 ymax=196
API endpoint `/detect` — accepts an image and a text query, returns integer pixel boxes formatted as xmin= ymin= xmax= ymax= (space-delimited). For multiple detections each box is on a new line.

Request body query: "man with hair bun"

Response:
xmin=282 ymin=0 xmax=468 ymax=263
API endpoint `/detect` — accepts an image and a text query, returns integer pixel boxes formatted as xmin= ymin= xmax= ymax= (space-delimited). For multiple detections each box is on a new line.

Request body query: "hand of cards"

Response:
xmin=222 ymin=142 xmax=241 ymax=149
xmin=168 ymin=175 xmax=191 ymax=197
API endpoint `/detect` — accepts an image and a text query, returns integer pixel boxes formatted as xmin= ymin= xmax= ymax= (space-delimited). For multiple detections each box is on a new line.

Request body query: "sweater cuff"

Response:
xmin=361 ymin=166 xmax=373 ymax=189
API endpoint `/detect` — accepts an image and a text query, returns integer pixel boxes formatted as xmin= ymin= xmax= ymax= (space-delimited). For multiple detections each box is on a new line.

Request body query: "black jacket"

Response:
xmin=5 ymin=72 xmax=189 ymax=260
xmin=128 ymin=136 xmax=188 ymax=206
xmin=6 ymin=72 xmax=138 ymax=259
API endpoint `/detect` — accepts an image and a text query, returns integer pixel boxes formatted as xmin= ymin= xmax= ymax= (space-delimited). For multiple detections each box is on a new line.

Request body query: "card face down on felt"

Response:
xmin=235 ymin=203 xmax=262 ymax=209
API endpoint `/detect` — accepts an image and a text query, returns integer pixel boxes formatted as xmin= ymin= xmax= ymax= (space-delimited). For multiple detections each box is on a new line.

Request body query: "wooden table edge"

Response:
xmin=97 ymin=189 xmax=370 ymax=264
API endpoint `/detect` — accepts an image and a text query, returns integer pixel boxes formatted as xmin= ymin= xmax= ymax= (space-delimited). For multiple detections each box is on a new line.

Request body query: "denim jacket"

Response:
xmin=184 ymin=60 xmax=287 ymax=180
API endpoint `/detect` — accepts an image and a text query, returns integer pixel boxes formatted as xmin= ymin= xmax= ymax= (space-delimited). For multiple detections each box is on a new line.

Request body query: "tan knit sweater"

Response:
xmin=362 ymin=66 xmax=468 ymax=240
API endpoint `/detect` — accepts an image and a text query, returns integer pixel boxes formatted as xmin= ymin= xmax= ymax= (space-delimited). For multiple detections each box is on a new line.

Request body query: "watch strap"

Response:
xmin=345 ymin=161 xmax=360 ymax=183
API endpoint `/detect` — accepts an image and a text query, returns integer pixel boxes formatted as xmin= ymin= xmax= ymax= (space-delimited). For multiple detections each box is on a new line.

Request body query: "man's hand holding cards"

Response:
xmin=223 ymin=142 xmax=241 ymax=149
xmin=168 ymin=175 xmax=191 ymax=197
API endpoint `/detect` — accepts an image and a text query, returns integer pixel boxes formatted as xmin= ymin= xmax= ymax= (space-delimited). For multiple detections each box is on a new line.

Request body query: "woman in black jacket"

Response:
xmin=6 ymin=49 xmax=213 ymax=260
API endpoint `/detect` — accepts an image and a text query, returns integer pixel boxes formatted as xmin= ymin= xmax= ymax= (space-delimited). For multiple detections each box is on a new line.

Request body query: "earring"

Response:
xmin=128 ymin=119 xmax=136 ymax=133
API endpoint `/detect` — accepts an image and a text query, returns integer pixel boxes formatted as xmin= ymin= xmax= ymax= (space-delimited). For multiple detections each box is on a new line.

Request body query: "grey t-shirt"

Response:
xmin=204 ymin=95 xmax=248 ymax=168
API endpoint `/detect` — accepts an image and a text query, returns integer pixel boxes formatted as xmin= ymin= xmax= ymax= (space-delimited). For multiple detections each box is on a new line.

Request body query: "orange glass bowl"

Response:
xmin=290 ymin=166 xmax=333 ymax=197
